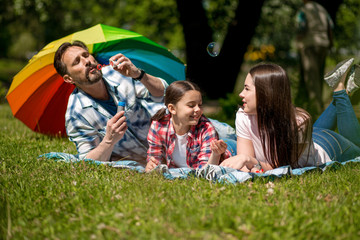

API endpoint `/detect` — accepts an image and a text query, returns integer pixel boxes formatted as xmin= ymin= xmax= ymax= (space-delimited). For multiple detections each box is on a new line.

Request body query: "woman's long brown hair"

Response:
xmin=249 ymin=63 xmax=312 ymax=168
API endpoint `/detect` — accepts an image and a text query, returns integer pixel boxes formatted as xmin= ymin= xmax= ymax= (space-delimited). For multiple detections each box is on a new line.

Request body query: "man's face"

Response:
xmin=62 ymin=46 xmax=102 ymax=87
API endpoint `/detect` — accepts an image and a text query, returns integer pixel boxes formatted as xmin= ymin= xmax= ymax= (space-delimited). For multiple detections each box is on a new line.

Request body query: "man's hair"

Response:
xmin=53 ymin=40 xmax=88 ymax=76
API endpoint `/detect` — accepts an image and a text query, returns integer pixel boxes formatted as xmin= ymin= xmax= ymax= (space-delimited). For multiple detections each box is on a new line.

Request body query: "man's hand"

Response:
xmin=110 ymin=53 xmax=141 ymax=79
xmin=85 ymin=111 xmax=127 ymax=162
xmin=109 ymin=53 xmax=165 ymax=97
xmin=104 ymin=111 xmax=128 ymax=146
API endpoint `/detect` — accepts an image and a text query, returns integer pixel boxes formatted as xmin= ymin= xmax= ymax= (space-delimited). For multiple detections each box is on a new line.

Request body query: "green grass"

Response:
xmin=0 ymin=58 xmax=27 ymax=104
xmin=1 ymin=103 xmax=360 ymax=240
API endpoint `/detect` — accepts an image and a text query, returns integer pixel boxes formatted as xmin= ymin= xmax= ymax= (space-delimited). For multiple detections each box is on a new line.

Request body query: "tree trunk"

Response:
xmin=176 ymin=0 xmax=265 ymax=98
xmin=216 ymin=0 xmax=265 ymax=97
xmin=175 ymin=0 xmax=213 ymax=95
xmin=317 ymin=0 xmax=343 ymax=23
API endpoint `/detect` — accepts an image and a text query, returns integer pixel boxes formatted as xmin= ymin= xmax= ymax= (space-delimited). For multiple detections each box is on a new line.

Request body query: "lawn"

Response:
xmin=1 ymin=103 xmax=360 ymax=240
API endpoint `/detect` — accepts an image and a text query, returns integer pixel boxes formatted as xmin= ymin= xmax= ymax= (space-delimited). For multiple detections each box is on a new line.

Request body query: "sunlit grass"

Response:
xmin=1 ymin=103 xmax=360 ymax=239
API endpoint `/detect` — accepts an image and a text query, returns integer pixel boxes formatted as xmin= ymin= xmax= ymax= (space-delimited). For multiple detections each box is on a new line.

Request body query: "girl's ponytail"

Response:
xmin=151 ymin=108 xmax=167 ymax=122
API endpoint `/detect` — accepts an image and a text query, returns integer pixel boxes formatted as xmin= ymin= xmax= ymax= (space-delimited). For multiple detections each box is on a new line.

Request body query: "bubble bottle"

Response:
xmin=117 ymin=101 xmax=126 ymax=112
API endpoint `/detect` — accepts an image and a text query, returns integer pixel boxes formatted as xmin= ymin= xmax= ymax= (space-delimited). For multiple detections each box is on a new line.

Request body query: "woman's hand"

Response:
xmin=250 ymin=167 xmax=264 ymax=173
xmin=219 ymin=153 xmax=257 ymax=171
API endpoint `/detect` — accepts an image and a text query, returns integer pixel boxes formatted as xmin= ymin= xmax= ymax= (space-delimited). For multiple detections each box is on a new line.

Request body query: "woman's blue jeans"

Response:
xmin=313 ymin=90 xmax=360 ymax=162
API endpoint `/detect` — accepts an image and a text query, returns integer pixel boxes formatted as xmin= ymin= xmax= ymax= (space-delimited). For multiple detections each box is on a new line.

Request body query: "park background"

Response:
xmin=1 ymin=0 xmax=360 ymax=121
xmin=1 ymin=0 xmax=360 ymax=239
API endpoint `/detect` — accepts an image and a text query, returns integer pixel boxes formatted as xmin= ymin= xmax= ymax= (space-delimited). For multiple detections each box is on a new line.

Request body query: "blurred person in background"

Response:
xmin=295 ymin=0 xmax=334 ymax=118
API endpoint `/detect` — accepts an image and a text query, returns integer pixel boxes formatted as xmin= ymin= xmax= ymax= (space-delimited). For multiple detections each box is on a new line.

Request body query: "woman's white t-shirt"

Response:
xmin=172 ymin=133 xmax=189 ymax=168
xmin=235 ymin=108 xmax=331 ymax=167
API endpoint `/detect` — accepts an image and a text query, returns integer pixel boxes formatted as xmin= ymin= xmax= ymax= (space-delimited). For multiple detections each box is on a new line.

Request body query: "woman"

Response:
xmin=220 ymin=59 xmax=360 ymax=172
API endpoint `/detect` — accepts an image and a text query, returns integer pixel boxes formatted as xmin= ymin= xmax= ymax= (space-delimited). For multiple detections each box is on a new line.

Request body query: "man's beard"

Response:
xmin=84 ymin=64 xmax=103 ymax=84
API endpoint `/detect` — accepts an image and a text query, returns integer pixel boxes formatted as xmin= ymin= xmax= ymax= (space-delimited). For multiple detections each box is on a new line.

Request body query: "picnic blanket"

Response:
xmin=39 ymin=152 xmax=360 ymax=184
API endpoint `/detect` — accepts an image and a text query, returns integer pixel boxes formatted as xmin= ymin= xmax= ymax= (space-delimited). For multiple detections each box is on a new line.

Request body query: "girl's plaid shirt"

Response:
xmin=146 ymin=114 xmax=232 ymax=168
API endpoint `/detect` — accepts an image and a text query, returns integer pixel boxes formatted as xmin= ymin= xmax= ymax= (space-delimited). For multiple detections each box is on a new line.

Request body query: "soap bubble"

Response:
xmin=207 ymin=42 xmax=221 ymax=57
xmin=96 ymin=64 xmax=103 ymax=70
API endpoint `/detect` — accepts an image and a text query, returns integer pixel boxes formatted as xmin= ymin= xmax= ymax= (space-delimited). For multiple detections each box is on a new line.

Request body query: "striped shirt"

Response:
xmin=65 ymin=66 xmax=168 ymax=164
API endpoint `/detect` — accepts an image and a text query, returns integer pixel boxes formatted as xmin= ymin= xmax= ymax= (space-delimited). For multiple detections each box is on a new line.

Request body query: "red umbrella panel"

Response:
xmin=7 ymin=65 xmax=75 ymax=136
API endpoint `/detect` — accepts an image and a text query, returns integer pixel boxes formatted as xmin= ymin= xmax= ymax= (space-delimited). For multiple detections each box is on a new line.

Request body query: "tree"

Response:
xmin=1 ymin=0 xmax=354 ymax=100
xmin=176 ymin=0 xmax=349 ymax=99
xmin=176 ymin=0 xmax=265 ymax=98
xmin=318 ymin=0 xmax=343 ymax=21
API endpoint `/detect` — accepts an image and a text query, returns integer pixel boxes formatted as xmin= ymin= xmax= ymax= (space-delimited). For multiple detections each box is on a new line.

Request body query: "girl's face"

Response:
xmin=169 ymin=90 xmax=203 ymax=128
xmin=239 ymin=73 xmax=257 ymax=115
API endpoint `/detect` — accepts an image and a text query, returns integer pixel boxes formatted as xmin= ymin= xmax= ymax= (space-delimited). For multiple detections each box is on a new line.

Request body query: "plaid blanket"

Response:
xmin=39 ymin=152 xmax=360 ymax=184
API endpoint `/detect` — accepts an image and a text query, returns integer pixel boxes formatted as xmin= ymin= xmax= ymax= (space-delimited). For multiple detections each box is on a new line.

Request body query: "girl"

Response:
xmin=145 ymin=81 xmax=235 ymax=172
xmin=220 ymin=60 xmax=360 ymax=172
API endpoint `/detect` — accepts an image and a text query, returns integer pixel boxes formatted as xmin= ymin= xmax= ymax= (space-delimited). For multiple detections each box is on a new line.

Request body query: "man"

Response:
xmin=54 ymin=41 xmax=168 ymax=165
xmin=295 ymin=0 xmax=334 ymax=117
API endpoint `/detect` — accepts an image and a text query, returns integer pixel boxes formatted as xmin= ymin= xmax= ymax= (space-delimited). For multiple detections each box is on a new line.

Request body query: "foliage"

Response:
xmin=244 ymin=44 xmax=276 ymax=62
xmin=1 ymin=0 xmax=360 ymax=104
xmin=0 ymin=59 xmax=26 ymax=103
xmin=335 ymin=0 xmax=360 ymax=56
xmin=1 ymin=104 xmax=360 ymax=239
xmin=1 ymin=0 xmax=359 ymax=76
xmin=3 ymin=0 xmax=359 ymax=62
xmin=204 ymin=0 xmax=238 ymax=42
xmin=207 ymin=93 xmax=240 ymax=128
xmin=246 ymin=0 xmax=360 ymax=64
xmin=252 ymin=0 xmax=302 ymax=62
xmin=0 ymin=0 xmax=184 ymax=60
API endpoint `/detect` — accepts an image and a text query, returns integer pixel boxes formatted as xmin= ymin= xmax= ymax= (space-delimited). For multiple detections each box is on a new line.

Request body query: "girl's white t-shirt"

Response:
xmin=172 ymin=133 xmax=189 ymax=168
xmin=235 ymin=108 xmax=331 ymax=167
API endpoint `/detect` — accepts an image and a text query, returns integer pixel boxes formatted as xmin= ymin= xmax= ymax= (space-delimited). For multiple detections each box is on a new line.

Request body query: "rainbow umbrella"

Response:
xmin=6 ymin=24 xmax=185 ymax=136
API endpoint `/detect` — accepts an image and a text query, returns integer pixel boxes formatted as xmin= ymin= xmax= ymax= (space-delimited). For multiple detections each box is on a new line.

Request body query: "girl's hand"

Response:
xmin=210 ymin=140 xmax=227 ymax=155
xmin=208 ymin=140 xmax=228 ymax=165
xmin=145 ymin=157 xmax=159 ymax=173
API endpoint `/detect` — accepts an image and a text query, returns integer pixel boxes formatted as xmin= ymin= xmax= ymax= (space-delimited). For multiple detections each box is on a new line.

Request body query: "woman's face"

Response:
xmin=239 ymin=73 xmax=257 ymax=115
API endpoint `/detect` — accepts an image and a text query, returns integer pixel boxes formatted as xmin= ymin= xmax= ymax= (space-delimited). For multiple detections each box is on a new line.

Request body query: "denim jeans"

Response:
xmin=312 ymin=90 xmax=360 ymax=162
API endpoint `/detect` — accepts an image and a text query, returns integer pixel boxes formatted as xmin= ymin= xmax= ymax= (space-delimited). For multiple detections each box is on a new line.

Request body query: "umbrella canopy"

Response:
xmin=6 ymin=24 xmax=185 ymax=136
